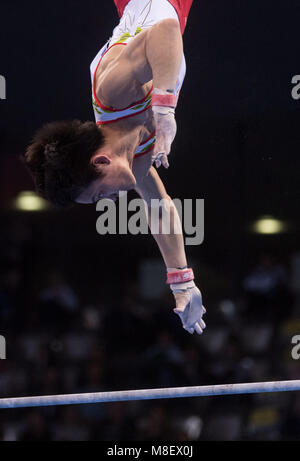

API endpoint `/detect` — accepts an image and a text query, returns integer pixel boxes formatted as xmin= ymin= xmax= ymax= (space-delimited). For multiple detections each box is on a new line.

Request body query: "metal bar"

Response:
xmin=0 ymin=380 xmax=300 ymax=409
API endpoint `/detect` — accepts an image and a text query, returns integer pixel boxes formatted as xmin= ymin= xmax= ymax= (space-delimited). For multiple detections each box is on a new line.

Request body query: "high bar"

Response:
xmin=0 ymin=380 xmax=300 ymax=409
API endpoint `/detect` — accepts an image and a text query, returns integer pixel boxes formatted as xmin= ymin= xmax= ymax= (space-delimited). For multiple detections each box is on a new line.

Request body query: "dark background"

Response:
xmin=0 ymin=0 xmax=300 ymax=441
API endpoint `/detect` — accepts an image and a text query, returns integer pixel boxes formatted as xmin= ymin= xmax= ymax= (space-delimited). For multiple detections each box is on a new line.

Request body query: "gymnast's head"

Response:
xmin=25 ymin=120 xmax=136 ymax=207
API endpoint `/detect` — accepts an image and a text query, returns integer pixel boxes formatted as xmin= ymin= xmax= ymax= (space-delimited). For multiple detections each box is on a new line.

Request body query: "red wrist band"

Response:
xmin=166 ymin=268 xmax=194 ymax=285
xmin=152 ymin=93 xmax=177 ymax=108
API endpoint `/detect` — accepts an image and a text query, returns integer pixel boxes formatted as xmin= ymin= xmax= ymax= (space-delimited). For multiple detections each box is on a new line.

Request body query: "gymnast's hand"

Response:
xmin=172 ymin=285 xmax=206 ymax=335
xmin=152 ymin=106 xmax=177 ymax=169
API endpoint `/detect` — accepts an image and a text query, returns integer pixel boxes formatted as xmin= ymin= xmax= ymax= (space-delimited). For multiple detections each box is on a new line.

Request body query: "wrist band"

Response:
xmin=152 ymin=93 xmax=177 ymax=108
xmin=166 ymin=268 xmax=194 ymax=285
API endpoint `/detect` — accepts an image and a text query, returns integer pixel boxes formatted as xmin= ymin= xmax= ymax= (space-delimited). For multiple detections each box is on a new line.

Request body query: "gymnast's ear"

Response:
xmin=91 ymin=154 xmax=111 ymax=166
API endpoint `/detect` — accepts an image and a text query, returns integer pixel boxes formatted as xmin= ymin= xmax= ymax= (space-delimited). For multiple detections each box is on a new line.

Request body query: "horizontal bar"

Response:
xmin=0 ymin=380 xmax=299 ymax=409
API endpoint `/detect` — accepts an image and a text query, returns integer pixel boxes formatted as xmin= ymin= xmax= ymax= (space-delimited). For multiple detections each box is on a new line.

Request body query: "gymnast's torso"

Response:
xmin=90 ymin=0 xmax=187 ymax=163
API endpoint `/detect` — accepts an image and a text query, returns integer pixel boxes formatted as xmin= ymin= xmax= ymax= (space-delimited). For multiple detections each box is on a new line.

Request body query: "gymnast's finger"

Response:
xmin=199 ymin=318 xmax=206 ymax=330
xmin=161 ymin=153 xmax=169 ymax=169
xmin=183 ymin=324 xmax=194 ymax=334
xmin=194 ymin=322 xmax=203 ymax=335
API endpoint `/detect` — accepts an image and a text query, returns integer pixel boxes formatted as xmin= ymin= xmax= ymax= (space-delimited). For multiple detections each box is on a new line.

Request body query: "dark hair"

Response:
xmin=24 ymin=120 xmax=105 ymax=207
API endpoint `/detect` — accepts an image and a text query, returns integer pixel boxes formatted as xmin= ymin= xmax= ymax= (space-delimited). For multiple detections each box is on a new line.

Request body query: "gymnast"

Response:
xmin=25 ymin=0 xmax=206 ymax=335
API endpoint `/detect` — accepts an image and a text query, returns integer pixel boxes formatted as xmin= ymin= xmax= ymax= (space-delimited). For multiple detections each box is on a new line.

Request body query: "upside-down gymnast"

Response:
xmin=25 ymin=0 xmax=206 ymax=335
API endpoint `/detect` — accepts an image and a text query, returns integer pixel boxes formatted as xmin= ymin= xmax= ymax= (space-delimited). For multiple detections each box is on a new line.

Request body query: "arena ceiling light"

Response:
xmin=13 ymin=191 xmax=50 ymax=212
xmin=252 ymin=215 xmax=287 ymax=235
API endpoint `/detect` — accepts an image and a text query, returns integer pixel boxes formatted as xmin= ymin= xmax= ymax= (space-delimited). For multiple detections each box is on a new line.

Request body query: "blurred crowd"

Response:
xmin=0 ymin=218 xmax=300 ymax=441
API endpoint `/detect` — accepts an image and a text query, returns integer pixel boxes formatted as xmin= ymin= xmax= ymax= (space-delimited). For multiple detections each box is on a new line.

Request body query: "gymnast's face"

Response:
xmin=75 ymin=152 xmax=136 ymax=204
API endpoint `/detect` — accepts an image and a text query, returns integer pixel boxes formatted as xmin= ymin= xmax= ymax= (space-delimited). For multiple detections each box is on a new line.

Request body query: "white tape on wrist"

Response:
xmin=170 ymin=280 xmax=195 ymax=293
xmin=152 ymin=105 xmax=175 ymax=115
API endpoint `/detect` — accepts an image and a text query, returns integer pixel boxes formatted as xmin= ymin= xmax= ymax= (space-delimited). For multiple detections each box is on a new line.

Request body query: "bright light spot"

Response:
xmin=252 ymin=216 xmax=287 ymax=235
xmin=183 ymin=416 xmax=203 ymax=440
xmin=14 ymin=191 xmax=50 ymax=212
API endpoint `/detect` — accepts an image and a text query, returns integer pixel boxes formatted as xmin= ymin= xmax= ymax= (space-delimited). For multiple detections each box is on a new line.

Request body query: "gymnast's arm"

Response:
xmin=123 ymin=18 xmax=183 ymax=91
xmin=135 ymin=166 xmax=206 ymax=335
xmin=135 ymin=166 xmax=187 ymax=269
xmin=126 ymin=18 xmax=183 ymax=168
